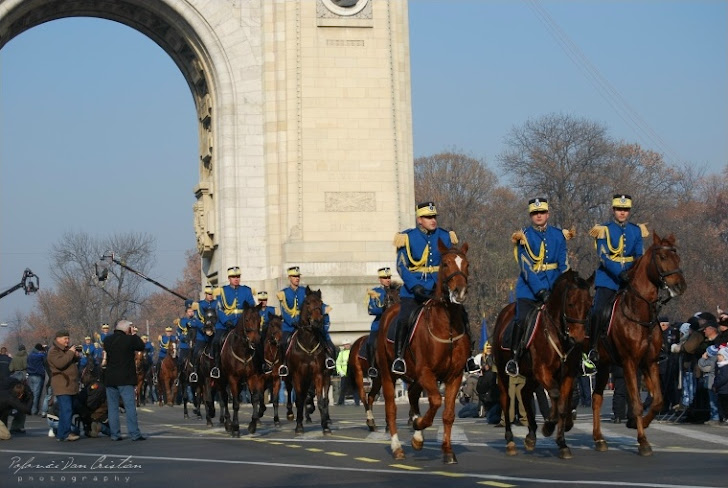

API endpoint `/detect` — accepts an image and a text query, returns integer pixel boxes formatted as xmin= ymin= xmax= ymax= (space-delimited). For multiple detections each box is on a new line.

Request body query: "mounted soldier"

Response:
xmin=586 ymin=194 xmax=649 ymax=372
xmin=505 ymin=197 xmax=572 ymax=377
xmin=257 ymin=291 xmax=278 ymax=374
xmin=365 ymin=267 xmax=393 ymax=377
xmin=211 ymin=266 xmax=256 ymax=378
xmin=391 ymin=201 xmax=458 ymax=375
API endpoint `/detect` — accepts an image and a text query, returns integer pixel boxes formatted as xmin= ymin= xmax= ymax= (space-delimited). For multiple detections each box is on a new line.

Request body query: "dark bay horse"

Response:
xmin=590 ymin=232 xmax=686 ymax=456
xmin=195 ymin=307 xmax=219 ymax=427
xmin=286 ymin=287 xmax=332 ymax=435
xmin=348 ymin=283 xmax=400 ymax=431
xmin=134 ymin=351 xmax=150 ymax=407
xmin=377 ymin=241 xmax=470 ymax=463
xmin=260 ymin=313 xmax=284 ymax=428
xmin=158 ymin=337 xmax=178 ymax=407
xmin=492 ymin=269 xmax=593 ymax=459
xmin=219 ymin=302 xmax=264 ymax=437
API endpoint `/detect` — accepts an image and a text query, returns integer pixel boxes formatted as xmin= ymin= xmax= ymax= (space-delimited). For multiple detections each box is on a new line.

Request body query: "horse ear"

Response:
xmin=653 ymin=232 xmax=661 ymax=245
xmin=461 ymin=242 xmax=469 ymax=254
xmin=666 ymin=233 xmax=677 ymax=245
xmin=305 ymin=285 xmax=312 ymax=294
xmin=438 ymin=238 xmax=448 ymax=253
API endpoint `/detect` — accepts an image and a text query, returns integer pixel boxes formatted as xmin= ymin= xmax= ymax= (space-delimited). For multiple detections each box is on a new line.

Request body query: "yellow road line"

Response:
xmin=431 ymin=471 xmax=466 ymax=478
xmin=477 ymin=482 xmax=516 ymax=487
xmin=325 ymin=452 xmax=347 ymax=457
xmin=306 ymin=448 xmax=324 ymax=452
xmin=354 ymin=457 xmax=379 ymax=463
xmin=389 ymin=464 xmax=421 ymax=471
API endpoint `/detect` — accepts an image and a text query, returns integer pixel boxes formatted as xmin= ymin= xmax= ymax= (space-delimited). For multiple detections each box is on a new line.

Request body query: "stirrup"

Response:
xmin=367 ymin=367 xmax=378 ymax=378
xmin=581 ymin=354 xmax=597 ymax=376
xmin=325 ymin=357 xmax=336 ymax=370
xmin=504 ymin=359 xmax=519 ymax=377
xmin=278 ymin=364 xmax=289 ymax=377
xmin=391 ymin=357 xmax=406 ymax=375
xmin=210 ymin=367 xmax=220 ymax=379
xmin=587 ymin=348 xmax=599 ymax=364
xmin=189 ymin=372 xmax=198 ymax=383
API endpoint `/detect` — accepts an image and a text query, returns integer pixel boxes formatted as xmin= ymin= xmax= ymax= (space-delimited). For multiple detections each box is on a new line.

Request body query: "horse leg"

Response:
xmin=410 ymin=371 xmax=441 ymax=454
xmin=540 ymin=373 xmax=559 ymax=438
xmin=439 ymin=375 xmax=461 ymax=464
xmin=379 ymin=364 xmax=404 ymax=459
xmin=182 ymin=378 xmax=189 ymax=419
xmin=316 ymin=376 xmax=332 ymax=435
xmin=521 ymin=379 xmax=538 ymax=453
xmin=294 ymin=380 xmax=306 ymax=435
xmin=555 ymin=375 xmax=576 ymax=459
xmin=219 ymin=386 xmax=232 ymax=432
xmin=623 ymin=360 xmax=651 ymax=456
xmin=204 ymin=381 xmax=215 ymax=427
xmin=248 ymin=384 xmax=261 ymax=434
xmin=497 ymin=372 xmax=517 ymax=456
xmin=366 ymin=376 xmax=381 ymax=432
xmin=591 ymin=363 xmax=609 ymax=451
xmin=286 ymin=379 xmax=295 ymax=422
xmin=229 ymin=378 xmax=241 ymax=437
xmin=272 ymin=378 xmax=281 ymax=427
xmin=641 ymin=362 xmax=663 ymax=429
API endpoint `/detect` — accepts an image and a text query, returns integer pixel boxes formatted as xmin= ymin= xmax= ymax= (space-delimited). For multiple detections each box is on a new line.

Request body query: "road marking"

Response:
xmin=431 ymin=470 xmax=467 ymax=478
xmin=1 ymin=449 xmax=719 ymax=488
xmin=354 ymin=457 xmax=379 ymax=463
xmin=477 ymin=482 xmax=515 ymax=487
xmin=306 ymin=448 xmax=324 ymax=452
xmin=325 ymin=452 xmax=347 ymax=457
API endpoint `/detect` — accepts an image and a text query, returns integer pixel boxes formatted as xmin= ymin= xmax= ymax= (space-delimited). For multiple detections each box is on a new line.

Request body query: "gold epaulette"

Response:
xmin=589 ymin=225 xmax=607 ymax=239
xmin=252 ymin=288 xmax=257 ymax=296
xmin=393 ymin=232 xmax=407 ymax=248
xmin=191 ymin=302 xmax=199 ymax=311
xmin=562 ymin=227 xmax=576 ymax=240
xmin=638 ymin=223 xmax=649 ymax=238
xmin=173 ymin=318 xmax=181 ymax=327
xmin=367 ymin=289 xmax=379 ymax=299
xmin=94 ymin=332 xmax=101 ymax=342
xmin=325 ymin=305 xmax=333 ymax=315
xmin=449 ymin=230 xmax=459 ymax=245
xmin=511 ymin=230 xmax=526 ymax=245
xmin=157 ymin=335 xmax=162 ymax=342
xmin=276 ymin=291 xmax=285 ymax=302
xmin=212 ymin=287 xmax=222 ymax=298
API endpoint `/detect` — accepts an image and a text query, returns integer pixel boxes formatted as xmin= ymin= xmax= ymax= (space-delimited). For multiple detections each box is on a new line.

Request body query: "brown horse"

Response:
xmin=286 ymin=287 xmax=332 ymax=435
xmin=590 ymin=232 xmax=686 ymax=456
xmin=491 ymin=269 xmax=593 ymax=459
xmin=219 ymin=302 xmax=264 ymax=437
xmin=260 ymin=313 xmax=284 ymax=428
xmin=377 ymin=241 xmax=470 ymax=463
xmin=134 ymin=351 xmax=149 ymax=407
xmin=158 ymin=337 xmax=178 ymax=407
xmin=348 ymin=283 xmax=400 ymax=431
xmin=193 ymin=307 xmax=219 ymax=427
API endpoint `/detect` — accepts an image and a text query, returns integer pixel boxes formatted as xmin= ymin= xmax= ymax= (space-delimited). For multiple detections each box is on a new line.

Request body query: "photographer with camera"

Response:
xmin=47 ymin=330 xmax=81 ymax=442
xmin=103 ymin=320 xmax=146 ymax=441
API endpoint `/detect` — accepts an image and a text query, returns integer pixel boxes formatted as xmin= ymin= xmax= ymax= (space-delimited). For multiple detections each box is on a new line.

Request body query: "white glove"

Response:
xmin=670 ymin=344 xmax=680 ymax=353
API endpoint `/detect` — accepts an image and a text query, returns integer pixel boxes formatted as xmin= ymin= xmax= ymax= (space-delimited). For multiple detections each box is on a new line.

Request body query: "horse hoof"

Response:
xmin=638 ymin=445 xmax=653 ymax=457
xmin=393 ymin=448 xmax=405 ymax=460
xmin=295 ymin=427 xmax=304 ymax=436
xmin=542 ymin=422 xmax=555 ymax=437
xmin=232 ymin=431 xmax=240 ymax=438
xmin=411 ymin=437 xmax=424 ymax=451
xmin=197 ymin=415 xmax=202 ymax=420
xmin=559 ymin=447 xmax=572 ymax=459
xmin=248 ymin=423 xmax=257 ymax=434
xmin=207 ymin=421 xmax=213 ymax=427
xmin=274 ymin=421 xmax=281 ymax=428
xmin=305 ymin=418 xmax=312 ymax=424
xmin=184 ymin=413 xmax=189 ymax=419
xmin=287 ymin=414 xmax=294 ymax=421
xmin=524 ymin=436 xmax=536 ymax=452
xmin=443 ymin=453 xmax=458 ymax=464
xmin=323 ymin=428 xmax=332 ymax=435
xmin=506 ymin=442 xmax=518 ymax=456
xmin=595 ymin=439 xmax=608 ymax=452
xmin=367 ymin=424 xmax=376 ymax=432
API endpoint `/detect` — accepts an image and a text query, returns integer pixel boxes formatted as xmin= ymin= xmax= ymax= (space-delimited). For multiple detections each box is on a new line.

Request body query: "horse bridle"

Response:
xmin=540 ymin=281 xmax=589 ymax=363
xmin=438 ymin=250 xmax=468 ymax=290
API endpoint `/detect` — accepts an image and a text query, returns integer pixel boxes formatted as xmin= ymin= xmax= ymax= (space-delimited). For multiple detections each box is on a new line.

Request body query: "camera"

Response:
xmin=74 ymin=345 xmax=83 ymax=352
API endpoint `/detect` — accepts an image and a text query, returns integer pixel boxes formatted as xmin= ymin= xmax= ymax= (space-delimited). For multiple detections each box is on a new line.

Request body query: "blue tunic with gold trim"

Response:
xmin=514 ymin=225 xmax=569 ymax=301
xmin=367 ymin=286 xmax=388 ymax=332
xmin=593 ymin=221 xmax=645 ymax=291
xmin=278 ymin=286 xmax=307 ymax=333
xmin=395 ymin=227 xmax=453 ymax=298
xmin=215 ymin=284 xmax=255 ymax=331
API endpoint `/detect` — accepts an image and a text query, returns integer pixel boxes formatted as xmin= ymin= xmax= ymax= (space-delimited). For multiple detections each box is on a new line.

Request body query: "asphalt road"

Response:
xmin=1 ymin=392 xmax=725 ymax=488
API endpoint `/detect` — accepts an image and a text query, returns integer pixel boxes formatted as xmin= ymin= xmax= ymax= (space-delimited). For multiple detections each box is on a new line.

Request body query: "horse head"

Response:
xmin=169 ymin=336 xmax=178 ymax=359
xmin=436 ymin=240 xmax=469 ymax=304
xmin=641 ymin=232 xmax=687 ymax=298
xmin=236 ymin=302 xmax=262 ymax=350
xmin=266 ymin=313 xmax=284 ymax=347
xmin=203 ymin=308 xmax=217 ymax=338
xmin=546 ymin=269 xmax=593 ymax=344
xmin=81 ymin=359 xmax=100 ymax=386
xmin=300 ymin=286 xmax=324 ymax=329
xmin=384 ymin=283 xmax=402 ymax=310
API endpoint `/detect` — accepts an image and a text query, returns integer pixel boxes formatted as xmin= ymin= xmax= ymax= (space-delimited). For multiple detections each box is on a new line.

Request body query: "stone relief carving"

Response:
xmin=325 ymin=192 xmax=375 ymax=212
xmin=317 ymin=0 xmax=372 ymax=19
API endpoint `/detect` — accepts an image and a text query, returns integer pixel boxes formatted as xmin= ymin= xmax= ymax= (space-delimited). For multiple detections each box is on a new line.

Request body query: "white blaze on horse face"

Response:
xmin=454 ymin=255 xmax=463 ymax=271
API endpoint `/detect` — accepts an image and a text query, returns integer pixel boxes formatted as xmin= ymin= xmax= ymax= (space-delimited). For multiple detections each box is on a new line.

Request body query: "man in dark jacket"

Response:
xmin=103 ymin=320 xmax=146 ymax=441
xmin=27 ymin=344 xmax=46 ymax=415
xmin=0 ymin=379 xmax=32 ymax=439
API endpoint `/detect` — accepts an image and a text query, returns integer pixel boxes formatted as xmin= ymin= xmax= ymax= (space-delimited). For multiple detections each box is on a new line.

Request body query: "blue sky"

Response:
xmin=1 ymin=1 xmax=726 ymax=328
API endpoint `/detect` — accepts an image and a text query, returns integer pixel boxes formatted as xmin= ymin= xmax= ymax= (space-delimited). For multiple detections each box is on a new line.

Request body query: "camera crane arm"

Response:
xmin=0 ymin=268 xmax=40 ymax=301
xmin=95 ymin=253 xmax=188 ymax=301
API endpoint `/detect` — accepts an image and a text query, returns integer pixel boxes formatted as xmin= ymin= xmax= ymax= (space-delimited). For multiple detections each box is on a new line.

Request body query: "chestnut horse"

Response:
xmin=347 ymin=282 xmax=400 ymax=431
xmin=590 ymin=232 xmax=686 ymax=456
xmin=491 ymin=269 xmax=593 ymax=459
xmin=219 ymin=302 xmax=264 ymax=437
xmin=377 ymin=241 xmax=470 ymax=464
xmin=158 ymin=337 xmax=178 ymax=407
xmin=286 ymin=287 xmax=332 ymax=435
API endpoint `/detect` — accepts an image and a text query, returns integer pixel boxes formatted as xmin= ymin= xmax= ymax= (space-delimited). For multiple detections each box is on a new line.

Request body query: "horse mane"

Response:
xmin=554 ymin=268 xmax=590 ymax=290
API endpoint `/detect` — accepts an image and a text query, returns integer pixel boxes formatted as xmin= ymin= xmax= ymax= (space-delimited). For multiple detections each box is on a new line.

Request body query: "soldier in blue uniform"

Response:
xmin=141 ymin=334 xmax=154 ymax=365
xmin=586 ymin=194 xmax=648 ymax=371
xmin=505 ymin=198 xmax=571 ymax=377
xmin=276 ymin=266 xmax=306 ymax=377
xmin=177 ymin=300 xmax=198 ymax=371
xmin=79 ymin=336 xmax=96 ymax=370
xmin=365 ymin=267 xmax=393 ymax=377
xmin=96 ymin=323 xmax=111 ymax=343
xmin=190 ymin=285 xmax=216 ymax=378
xmin=391 ymin=201 xmax=458 ymax=375
xmin=156 ymin=326 xmax=175 ymax=376
xmin=211 ymin=266 xmax=255 ymax=378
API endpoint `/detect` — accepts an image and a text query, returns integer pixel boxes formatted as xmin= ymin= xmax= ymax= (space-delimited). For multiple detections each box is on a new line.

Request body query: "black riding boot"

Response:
xmin=505 ymin=322 xmax=523 ymax=377
xmin=210 ymin=347 xmax=221 ymax=379
xmin=278 ymin=342 xmax=289 ymax=377
xmin=587 ymin=314 xmax=600 ymax=364
xmin=391 ymin=320 xmax=408 ymax=375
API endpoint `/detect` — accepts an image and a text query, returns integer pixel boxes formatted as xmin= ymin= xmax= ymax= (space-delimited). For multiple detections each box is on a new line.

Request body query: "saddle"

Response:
xmin=386 ymin=303 xmax=425 ymax=344
xmin=502 ymin=306 xmax=542 ymax=351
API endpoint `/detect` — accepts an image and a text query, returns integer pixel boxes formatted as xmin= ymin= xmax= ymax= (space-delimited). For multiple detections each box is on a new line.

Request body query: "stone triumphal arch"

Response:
xmin=0 ymin=0 xmax=414 ymax=335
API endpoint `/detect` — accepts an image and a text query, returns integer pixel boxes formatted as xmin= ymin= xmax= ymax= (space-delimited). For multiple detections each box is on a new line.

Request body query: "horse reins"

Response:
xmin=539 ymin=281 xmax=588 ymax=363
